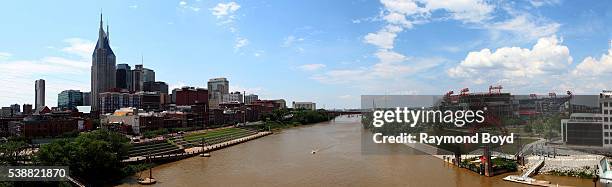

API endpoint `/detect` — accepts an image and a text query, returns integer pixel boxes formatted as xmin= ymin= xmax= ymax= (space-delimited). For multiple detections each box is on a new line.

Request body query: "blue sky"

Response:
xmin=0 ymin=0 xmax=610 ymax=109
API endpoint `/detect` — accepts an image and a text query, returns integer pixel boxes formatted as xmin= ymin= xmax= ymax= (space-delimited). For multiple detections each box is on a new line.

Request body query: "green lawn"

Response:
xmin=184 ymin=128 xmax=249 ymax=141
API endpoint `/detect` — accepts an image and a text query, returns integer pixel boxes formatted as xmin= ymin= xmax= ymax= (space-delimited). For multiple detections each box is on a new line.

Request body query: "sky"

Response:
xmin=0 ymin=0 xmax=610 ymax=109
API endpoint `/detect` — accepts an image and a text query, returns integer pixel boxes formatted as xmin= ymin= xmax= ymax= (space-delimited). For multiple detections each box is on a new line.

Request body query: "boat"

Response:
xmin=137 ymin=177 xmax=157 ymax=185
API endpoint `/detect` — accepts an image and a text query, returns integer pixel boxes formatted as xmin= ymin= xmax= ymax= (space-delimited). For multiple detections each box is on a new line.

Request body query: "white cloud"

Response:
xmin=313 ymin=56 xmax=445 ymax=86
xmin=448 ymin=35 xmax=572 ymax=88
xmin=128 ymin=5 xmax=138 ymax=9
xmin=572 ymin=49 xmax=612 ymax=76
xmin=363 ymin=25 xmax=403 ymax=50
xmin=298 ymin=64 xmax=326 ymax=71
xmin=529 ymin=0 xmax=561 ymax=7
xmin=282 ymin=35 xmax=304 ymax=47
xmin=380 ymin=0 xmax=423 ymax=15
xmin=421 ymin=0 xmax=494 ymax=23
xmin=0 ymin=52 xmax=12 ymax=60
xmin=179 ymin=1 xmax=200 ymax=12
xmin=0 ymin=38 xmax=95 ymax=107
xmin=211 ymin=2 xmax=240 ymax=19
xmin=234 ymin=37 xmax=249 ymax=51
xmin=486 ymin=14 xmax=560 ymax=43
xmin=61 ymin=38 xmax=95 ymax=59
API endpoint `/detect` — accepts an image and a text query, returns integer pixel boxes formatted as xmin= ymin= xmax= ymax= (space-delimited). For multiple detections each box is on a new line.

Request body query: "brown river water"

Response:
xmin=119 ymin=115 xmax=593 ymax=187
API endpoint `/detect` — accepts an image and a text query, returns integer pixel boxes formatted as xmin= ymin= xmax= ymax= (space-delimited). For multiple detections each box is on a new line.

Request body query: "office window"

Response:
xmin=606 ymin=110 xmax=610 ymax=115
xmin=606 ymin=139 xmax=610 ymax=144
xmin=606 ymin=102 xmax=609 ymax=107
xmin=606 ymin=132 xmax=610 ymax=137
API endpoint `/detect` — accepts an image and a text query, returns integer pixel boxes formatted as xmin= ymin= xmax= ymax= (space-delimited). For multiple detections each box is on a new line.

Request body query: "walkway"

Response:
xmin=122 ymin=132 xmax=272 ymax=163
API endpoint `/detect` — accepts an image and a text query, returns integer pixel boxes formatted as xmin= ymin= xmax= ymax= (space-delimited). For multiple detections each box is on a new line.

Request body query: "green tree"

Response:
xmin=36 ymin=130 xmax=131 ymax=185
xmin=0 ymin=140 xmax=28 ymax=165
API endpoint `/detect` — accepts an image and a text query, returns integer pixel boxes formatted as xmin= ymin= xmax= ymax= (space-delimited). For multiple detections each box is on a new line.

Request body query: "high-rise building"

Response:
xmin=244 ymin=94 xmax=258 ymax=105
xmin=82 ymin=92 xmax=91 ymax=106
xmin=116 ymin=64 xmax=132 ymax=91
xmin=143 ymin=68 xmax=155 ymax=83
xmin=35 ymin=79 xmax=45 ymax=109
xmin=143 ymin=81 xmax=168 ymax=94
xmin=22 ymin=104 xmax=33 ymax=115
xmin=9 ymin=104 xmax=20 ymax=116
xmin=58 ymin=90 xmax=84 ymax=110
xmin=208 ymin=78 xmax=229 ymax=109
xmin=91 ymin=14 xmax=116 ymax=111
xmin=131 ymin=64 xmax=155 ymax=92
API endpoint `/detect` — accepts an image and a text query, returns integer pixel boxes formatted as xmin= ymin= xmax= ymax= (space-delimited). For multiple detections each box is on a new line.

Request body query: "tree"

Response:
xmin=36 ymin=130 xmax=131 ymax=185
xmin=0 ymin=140 xmax=28 ymax=165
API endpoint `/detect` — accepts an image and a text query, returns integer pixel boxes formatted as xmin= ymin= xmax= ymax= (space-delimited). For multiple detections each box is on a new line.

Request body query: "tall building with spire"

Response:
xmin=91 ymin=13 xmax=116 ymax=112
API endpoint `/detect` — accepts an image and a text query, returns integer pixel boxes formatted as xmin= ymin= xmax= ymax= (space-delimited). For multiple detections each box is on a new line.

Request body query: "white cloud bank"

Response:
xmin=448 ymin=35 xmax=612 ymax=93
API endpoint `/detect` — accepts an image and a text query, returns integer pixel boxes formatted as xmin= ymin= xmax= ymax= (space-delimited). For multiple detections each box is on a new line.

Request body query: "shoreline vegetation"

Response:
xmin=254 ymin=109 xmax=337 ymax=131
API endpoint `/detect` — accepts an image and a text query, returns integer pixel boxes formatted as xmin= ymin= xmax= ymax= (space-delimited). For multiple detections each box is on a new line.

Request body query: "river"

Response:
xmin=119 ymin=115 xmax=593 ymax=186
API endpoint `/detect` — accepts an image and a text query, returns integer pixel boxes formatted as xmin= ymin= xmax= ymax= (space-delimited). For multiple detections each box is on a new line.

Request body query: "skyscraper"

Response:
xmin=116 ymin=64 xmax=132 ymax=91
xmin=35 ymin=79 xmax=45 ymax=109
xmin=58 ymin=90 xmax=84 ymax=110
xmin=207 ymin=78 xmax=229 ymax=109
xmin=131 ymin=64 xmax=155 ymax=92
xmin=91 ymin=13 xmax=116 ymax=112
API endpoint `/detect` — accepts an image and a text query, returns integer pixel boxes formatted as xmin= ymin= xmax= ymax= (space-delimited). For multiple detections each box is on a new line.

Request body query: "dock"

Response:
xmin=503 ymin=157 xmax=571 ymax=187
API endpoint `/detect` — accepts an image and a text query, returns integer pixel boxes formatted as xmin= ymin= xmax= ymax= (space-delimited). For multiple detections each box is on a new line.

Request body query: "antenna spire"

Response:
xmin=100 ymin=9 xmax=103 ymax=29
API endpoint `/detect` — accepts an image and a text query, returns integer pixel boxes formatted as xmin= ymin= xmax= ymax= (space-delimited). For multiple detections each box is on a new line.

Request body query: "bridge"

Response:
xmin=328 ymin=110 xmax=363 ymax=116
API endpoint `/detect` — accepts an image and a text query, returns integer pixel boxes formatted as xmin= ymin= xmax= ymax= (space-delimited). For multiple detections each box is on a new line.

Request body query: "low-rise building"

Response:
xmin=293 ymin=101 xmax=316 ymax=110
xmin=101 ymin=107 xmax=205 ymax=135
xmin=244 ymin=94 xmax=258 ymax=105
xmin=561 ymin=113 xmax=604 ymax=146
xmin=222 ymin=91 xmax=244 ymax=104
xmin=8 ymin=115 xmax=90 ymax=138
xmin=174 ymin=87 xmax=208 ymax=106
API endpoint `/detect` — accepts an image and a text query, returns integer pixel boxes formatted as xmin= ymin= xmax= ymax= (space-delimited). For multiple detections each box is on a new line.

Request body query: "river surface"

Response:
xmin=119 ymin=115 xmax=593 ymax=186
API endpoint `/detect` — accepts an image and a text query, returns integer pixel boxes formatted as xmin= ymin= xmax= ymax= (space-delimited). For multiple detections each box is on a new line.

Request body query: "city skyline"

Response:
xmin=0 ymin=1 xmax=611 ymax=109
